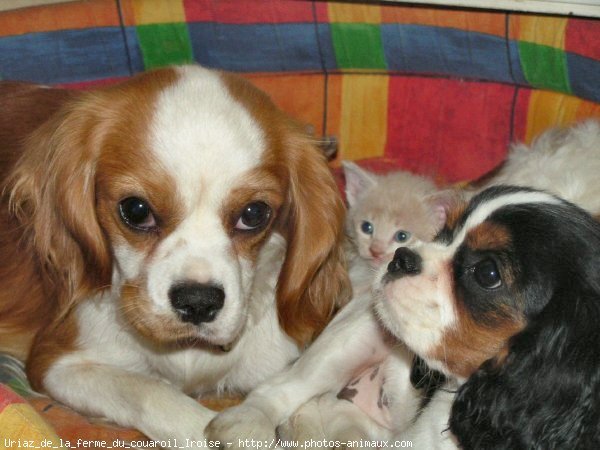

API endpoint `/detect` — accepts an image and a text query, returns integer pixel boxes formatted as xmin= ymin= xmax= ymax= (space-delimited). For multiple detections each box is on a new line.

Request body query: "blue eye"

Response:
xmin=394 ymin=230 xmax=411 ymax=242
xmin=361 ymin=221 xmax=374 ymax=235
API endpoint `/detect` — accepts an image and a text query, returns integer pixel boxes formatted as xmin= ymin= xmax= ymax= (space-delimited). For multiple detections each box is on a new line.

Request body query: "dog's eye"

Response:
xmin=119 ymin=197 xmax=157 ymax=231
xmin=394 ymin=230 xmax=411 ymax=242
xmin=473 ymin=259 xmax=502 ymax=289
xmin=361 ymin=221 xmax=374 ymax=235
xmin=235 ymin=202 xmax=272 ymax=231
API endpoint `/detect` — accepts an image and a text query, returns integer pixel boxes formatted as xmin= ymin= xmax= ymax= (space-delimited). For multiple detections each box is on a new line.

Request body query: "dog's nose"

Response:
xmin=169 ymin=282 xmax=225 ymax=325
xmin=387 ymin=247 xmax=422 ymax=277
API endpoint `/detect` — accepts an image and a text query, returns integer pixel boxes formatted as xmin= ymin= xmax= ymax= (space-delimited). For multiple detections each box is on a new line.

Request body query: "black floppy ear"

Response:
xmin=449 ymin=289 xmax=600 ymax=449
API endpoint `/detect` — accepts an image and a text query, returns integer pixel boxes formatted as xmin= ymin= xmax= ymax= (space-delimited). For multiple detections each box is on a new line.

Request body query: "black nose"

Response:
xmin=387 ymin=247 xmax=422 ymax=277
xmin=168 ymin=282 xmax=225 ymax=325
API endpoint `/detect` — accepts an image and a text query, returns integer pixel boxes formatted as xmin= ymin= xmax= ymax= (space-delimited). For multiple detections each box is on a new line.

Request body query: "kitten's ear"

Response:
xmin=342 ymin=161 xmax=376 ymax=207
xmin=425 ymin=189 xmax=462 ymax=230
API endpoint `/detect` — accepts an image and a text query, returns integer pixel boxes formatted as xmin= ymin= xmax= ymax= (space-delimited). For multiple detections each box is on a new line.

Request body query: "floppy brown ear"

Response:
xmin=8 ymin=97 xmax=112 ymax=311
xmin=276 ymin=131 xmax=351 ymax=348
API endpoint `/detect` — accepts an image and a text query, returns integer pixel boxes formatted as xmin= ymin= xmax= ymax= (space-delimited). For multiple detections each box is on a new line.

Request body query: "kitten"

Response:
xmin=343 ymin=161 xmax=449 ymax=273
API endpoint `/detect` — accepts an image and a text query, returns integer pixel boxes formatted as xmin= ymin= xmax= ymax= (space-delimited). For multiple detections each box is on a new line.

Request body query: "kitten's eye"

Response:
xmin=473 ymin=259 xmax=502 ymax=289
xmin=394 ymin=230 xmax=411 ymax=242
xmin=119 ymin=197 xmax=157 ymax=231
xmin=361 ymin=221 xmax=374 ymax=235
xmin=235 ymin=202 xmax=272 ymax=231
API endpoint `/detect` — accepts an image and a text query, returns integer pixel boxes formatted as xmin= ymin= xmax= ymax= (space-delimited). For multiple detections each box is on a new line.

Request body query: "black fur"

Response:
xmin=449 ymin=188 xmax=600 ymax=449
xmin=410 ymin=355 xmax=446 ymax=410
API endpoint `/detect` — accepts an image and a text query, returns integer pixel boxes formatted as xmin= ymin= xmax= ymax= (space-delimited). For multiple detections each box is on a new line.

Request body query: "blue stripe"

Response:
xmin=566 ymin=53 xmax=600 ymax=103
xmin=507 ymin=40 xmax=527 ymax=85
xmin=0 ymin=28 xmax=133 ymax=84
xmin=381 ymin=24 xmax=514 ymax=83
xmin=187 ymin=22 xmax=331 ymax=72
xmin=123 ymin=26 xmax=145 ymax=74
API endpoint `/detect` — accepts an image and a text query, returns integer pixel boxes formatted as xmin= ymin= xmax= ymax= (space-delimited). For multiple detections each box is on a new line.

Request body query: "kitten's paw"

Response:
xmin=205 ymin=404 xmax=277 ymax=449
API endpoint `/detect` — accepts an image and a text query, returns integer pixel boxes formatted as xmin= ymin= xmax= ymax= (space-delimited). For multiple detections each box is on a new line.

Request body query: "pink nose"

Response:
xmin=369 ymin=248 xmax=383 ymax=258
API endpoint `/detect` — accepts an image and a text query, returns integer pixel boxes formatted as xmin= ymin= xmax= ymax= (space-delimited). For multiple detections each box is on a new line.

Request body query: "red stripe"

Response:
xmin=0 ymin=385 xmax=26 ymax=412
xmin=385 ymin=76 xmax=513 ymax=183
xmin=183 ymin=0 xmax=314 ymax=24
xmin=566 ymin=19 xmax=600 ymax=61
xmin=56 ymin=77 xmax=129 ymax=90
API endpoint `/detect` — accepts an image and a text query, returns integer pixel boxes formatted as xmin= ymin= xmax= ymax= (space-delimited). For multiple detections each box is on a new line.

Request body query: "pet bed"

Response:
xmin=0 ymin=0 xmax=599 ymax=441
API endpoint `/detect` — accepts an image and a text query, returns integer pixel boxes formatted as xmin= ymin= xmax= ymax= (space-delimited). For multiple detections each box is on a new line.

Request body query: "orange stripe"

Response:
xmin=0 ymin=0 xmax=120 ymax=37
xmin=576 ymin=99 xmax=600 ymax=121
xmin=325 ymin=75 xmax=343 ymax=165
xmin=244 ymin=74 xmax=326 ymax=134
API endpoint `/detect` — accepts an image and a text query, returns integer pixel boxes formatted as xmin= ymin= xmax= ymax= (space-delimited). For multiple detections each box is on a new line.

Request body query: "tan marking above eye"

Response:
xmin=466 ymin=221 xmax=512 ymax=251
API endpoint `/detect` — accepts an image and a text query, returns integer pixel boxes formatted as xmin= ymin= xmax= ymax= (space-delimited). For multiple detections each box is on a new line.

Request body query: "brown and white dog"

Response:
xmin=0 ymin=66 xmax=350 ymax=441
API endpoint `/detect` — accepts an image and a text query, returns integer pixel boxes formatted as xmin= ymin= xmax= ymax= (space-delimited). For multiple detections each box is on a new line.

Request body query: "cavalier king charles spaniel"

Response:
xmin=0 ymin=66 xmax=350 ymax=441
xmin=207 ymin=185 xmax=600 ymax=449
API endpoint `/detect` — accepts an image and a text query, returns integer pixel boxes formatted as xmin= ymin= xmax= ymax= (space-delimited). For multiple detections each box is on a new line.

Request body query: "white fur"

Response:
xmin=205 ymin=288 xmax=403 ymax=444
xmin=142 ymin=65 xmax=267 ymax=346
xmin=453 ymin=190 xmax=560 ymax=250
xmin=42 ymin=68 xmax=299 ymax=444
xmin=484 ymin=119 xmax=600 ymax=215
xmin=374 ymin=242 xmax=456 ymax=373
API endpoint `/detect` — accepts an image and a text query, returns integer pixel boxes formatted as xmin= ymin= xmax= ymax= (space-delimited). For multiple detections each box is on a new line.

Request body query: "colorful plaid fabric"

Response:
xmin=0 ymin=0 xmax=598 ymax=182
xmin=0 ymin=0 xmax=598 ymax=440
xmin=0 ymin=353 xmax=239 ymax=442
xmin=0 ymin=356 xmax=62 ymax=447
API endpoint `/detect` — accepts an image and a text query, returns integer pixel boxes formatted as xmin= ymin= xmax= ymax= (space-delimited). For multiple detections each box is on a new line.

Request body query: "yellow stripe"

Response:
xmin=328 ymin=2 xmax=381 ymax=24
xmin=526 ymin=91 xmax=582 ymax=142
xmin=518 ymin=16 xmax=567 ymax=49
xmin=0 ymin=404 xmax=61 ymax=448
xmin=132 ymin=0 xmax=186 ymax=25
xmin=339 ymin=75 xmax=388 ymax=160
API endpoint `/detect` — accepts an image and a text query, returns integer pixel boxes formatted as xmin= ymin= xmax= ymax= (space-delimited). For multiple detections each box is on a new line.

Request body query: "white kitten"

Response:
xmin=343 ymin=161 xmax=449 ymax=269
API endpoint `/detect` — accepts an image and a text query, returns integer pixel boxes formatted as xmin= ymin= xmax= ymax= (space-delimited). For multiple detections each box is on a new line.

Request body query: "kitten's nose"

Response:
xmin=369 ymin=247 xmax=383 ymax=258
xmin=387 ymin=247 xmax=422 ymax=278
xmin=169 ymin=282 xmax=225 ymax=325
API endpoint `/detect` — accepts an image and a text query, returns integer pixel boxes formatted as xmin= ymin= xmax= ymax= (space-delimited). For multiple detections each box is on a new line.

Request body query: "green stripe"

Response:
xmin=136 ymin=23 xmax=193 ymax=69
xmin=518 ymin=41 xmax=571 ymax=94
xmin=330 ymin=23 xmax=387 ymax=70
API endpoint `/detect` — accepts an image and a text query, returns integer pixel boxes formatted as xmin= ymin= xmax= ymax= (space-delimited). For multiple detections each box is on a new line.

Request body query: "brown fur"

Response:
xmin=445 ymin=200 xmax=467 ymax=231
xmin=466 ymin=222 xmax=512 ymax=251
xmin=1 ymin=71 xmax=178 ymax=387
xmin=0 ymin=83 xmax=73 ymax=360
xmin=221 ymin=72 xmax=351 ymax=347
xmin=432 ymin=300 xmax=525 ymax=378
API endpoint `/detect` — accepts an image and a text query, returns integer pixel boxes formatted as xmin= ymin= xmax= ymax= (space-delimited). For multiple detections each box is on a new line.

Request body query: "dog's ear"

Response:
xmin=276 ymin=131 xmax=351 ymax=348
xmin=449 ymin=288 xmax=600 ymax=449
xmin=8 ymin=96 xmax=112 ymax=312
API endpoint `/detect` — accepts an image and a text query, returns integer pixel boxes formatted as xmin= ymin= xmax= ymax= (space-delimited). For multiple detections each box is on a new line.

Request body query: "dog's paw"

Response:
xmin=205 ymin=404 xmax=277 ymax=449
xmin=276 ymin=398 xmax=327 ymax=443
xmin=278 ymin=394 xmax=382 ymax=449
